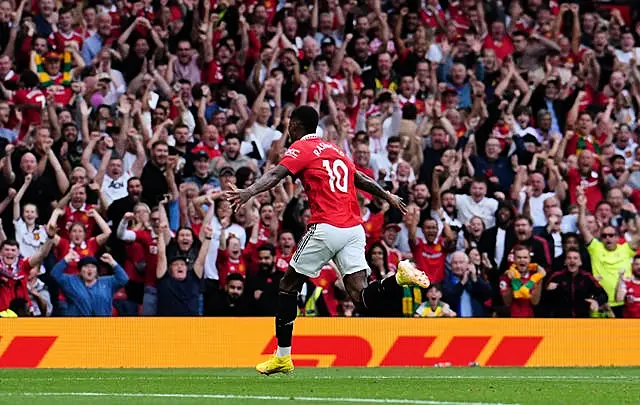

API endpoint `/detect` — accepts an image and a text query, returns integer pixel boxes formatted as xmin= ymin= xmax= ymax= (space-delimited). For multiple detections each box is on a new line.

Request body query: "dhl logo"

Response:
xmin=262 ymin=336 xmax=543 ymax=367
xmin=0 ymin=336 xmax=57 ymax=368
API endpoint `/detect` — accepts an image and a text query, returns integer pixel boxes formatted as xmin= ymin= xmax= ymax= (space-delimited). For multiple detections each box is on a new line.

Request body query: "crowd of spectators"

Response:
xmin=1 ymin=0 xmax=640 ymax=318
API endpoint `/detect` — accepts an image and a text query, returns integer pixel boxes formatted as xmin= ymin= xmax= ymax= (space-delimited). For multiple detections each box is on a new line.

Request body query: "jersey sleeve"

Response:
xmin=278 ymin=143 xmax=308 ymax=175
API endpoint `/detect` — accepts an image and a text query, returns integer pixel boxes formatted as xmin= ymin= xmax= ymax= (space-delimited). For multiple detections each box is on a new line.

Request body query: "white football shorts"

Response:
xmin=290 ymin=223 xmax=370 ymax=278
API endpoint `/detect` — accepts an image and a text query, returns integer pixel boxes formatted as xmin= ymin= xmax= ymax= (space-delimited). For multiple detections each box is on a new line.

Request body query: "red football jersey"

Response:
xmin=279 ymin=135 xmax=362 ymax=228
xmin=410 ymin=237 xmax=447 ymax=284
xmin=499 ymin=273 xmax=538 ymax=318
xmin=134 ymin=229 xmax=159 ymax=287
xmin=623 ymin=279 xmax=640 ymax=319
xmin=48 ymin=31 xmax=84 ymax=52
xmin=13 ymin=88 xmax=45 ymax=138
xmin=55 ymin=237 xmax=99 ymax=275
xmin=216 ymin=249 xmax=247 ymax=286
xmin=275 ymin=250 xmax=293 ymax=273
xmin=58 ymin=204 xmax=97 ymax=240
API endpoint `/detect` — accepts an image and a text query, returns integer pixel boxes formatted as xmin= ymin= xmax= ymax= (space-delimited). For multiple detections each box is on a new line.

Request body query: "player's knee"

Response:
xmin=279 ymin=266 xmax=306 ymax=294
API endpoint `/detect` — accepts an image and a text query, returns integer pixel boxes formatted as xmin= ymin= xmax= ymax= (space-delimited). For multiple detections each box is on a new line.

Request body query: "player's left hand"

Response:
xmin=224 ymin=184 xmax=252 ymax=212
xmin=386 ymin=192 xmax=407 ymax=215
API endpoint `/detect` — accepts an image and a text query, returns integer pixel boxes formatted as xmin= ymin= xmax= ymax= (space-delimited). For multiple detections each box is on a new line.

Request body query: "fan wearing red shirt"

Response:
xmin=381 ymin=223 xmax=402 ymax=272
xmin=275 ymin=231 xmax=296 ymax=273
xmin=255 ymin=203 xmax=278 ymax=247
xmin=303 ymin=56 xmax=345 ymax=104
xmin=40 ymin=52 xmax=74 ymax=107
xmin=12 ymin=71 xmax=45 ymax=139
xmin=499 ymin=245 xmax=546 ymax=318
xmin=616 ymin=255 xmax=640 ymax=318
xmin=483 ymin=21 xmax=514 ymax=61
xmin=397 ymin=76 xmax=425 ymax=114
xmin=408 ymin=215 xmax=455 ymax=284
xmin=310 ymin=264 xmax=341 ymax=316
xmin=0 ymin=237 xmax=55 ymax=312
xmin=217 ymin=232 xmax=256 ymax=286
xmin=48 ymin=7 xmax=84 ymax=52
xmin=225 ymin=106 xmax=426 ymax=374
xmin=566 ymin=150 xmax=604 ymax=214
xmin=51 ymin=209 xmax=111 ymax=275
xmin=361 ymin=201 xmax=384 ymax=246
xmin=56 ymin=186 xmax=97 ymax=240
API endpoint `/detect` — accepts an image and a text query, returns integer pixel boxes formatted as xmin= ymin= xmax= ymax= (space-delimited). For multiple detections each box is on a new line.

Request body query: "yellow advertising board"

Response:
xmin=1 ymin=318 xmax=639 ymax=368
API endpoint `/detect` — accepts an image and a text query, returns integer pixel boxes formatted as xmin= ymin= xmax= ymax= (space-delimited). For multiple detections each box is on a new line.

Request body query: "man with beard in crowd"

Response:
xmin=208 ymin=273 xmax=250 ymax=316
xmin=248 ymin=243 xmax=283 ymax=316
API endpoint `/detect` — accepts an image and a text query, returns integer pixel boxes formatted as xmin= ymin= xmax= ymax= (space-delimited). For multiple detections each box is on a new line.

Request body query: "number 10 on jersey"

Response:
xmin=322 ymin=159 xmax=349 ymax=193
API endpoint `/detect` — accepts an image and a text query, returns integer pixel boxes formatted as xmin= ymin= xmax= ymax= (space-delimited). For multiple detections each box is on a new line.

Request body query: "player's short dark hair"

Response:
xmin=633 ymin=254 xmax=640 ymax=262
xmin=127 ymin=176 xmax=141 ymax=186
xmin=290 ymin=106 xmax=319 ymax=135
xmin=257 ymin=243 xmax=276 ymax=257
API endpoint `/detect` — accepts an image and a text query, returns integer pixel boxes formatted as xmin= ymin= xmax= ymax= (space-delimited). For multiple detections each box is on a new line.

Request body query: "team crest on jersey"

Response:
xmin=284 ymin=148 xmax=300 ymax=159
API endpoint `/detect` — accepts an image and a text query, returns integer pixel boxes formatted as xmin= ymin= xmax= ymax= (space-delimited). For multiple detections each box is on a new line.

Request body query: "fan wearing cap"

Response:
xmin=183 ymin=150 xmax=221 ymax=192
xmin=381 ymin=223 xmax=402 ymax=272
xmin=50 ymin=251 xmax=128 ymax=316
xmin=34 ymin=45 xmax=85 ymax=106
xmin=156 ymin=219 xmax=210 ymax=316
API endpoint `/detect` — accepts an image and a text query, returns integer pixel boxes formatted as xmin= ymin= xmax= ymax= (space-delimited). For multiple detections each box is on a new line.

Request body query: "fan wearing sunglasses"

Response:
xmin=578 ymin=186 xmax=640 ymax=318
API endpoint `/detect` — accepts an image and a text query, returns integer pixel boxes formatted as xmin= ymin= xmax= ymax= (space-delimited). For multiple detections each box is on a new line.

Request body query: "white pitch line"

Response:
xmin=0 ymin=375 xmax=637 ymax=382
xmin=3 ymin=392 xmax=518 ymax=405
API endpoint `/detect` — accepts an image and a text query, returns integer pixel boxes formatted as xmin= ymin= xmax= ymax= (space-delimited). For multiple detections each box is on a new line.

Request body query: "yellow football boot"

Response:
xmin=256 ymin=353 xmax=294 ymax=375
xmin=396 ymin=260 xmax=431 ymax=288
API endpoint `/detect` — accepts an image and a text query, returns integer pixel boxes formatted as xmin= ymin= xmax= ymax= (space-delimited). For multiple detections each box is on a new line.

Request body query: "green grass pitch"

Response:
xmin=0 ymin=367 xmax=638 ymax=404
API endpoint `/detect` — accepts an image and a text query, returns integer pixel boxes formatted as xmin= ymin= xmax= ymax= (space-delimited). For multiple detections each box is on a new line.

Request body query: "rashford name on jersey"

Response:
xmin=279 ymin=135 xmax=362 ymax=229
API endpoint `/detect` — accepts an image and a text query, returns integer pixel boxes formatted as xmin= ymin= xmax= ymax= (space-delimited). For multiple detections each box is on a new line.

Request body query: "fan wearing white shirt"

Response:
xmin=370 ymin=136 xmax=416 ymax=182
xmin=81 ymin=133 xmax=146 ymax=207
xmin=512 ymin=168 xmax=566 ymax=228
xmin=455 ymin=178 xmax=499 ymax=229
xmin=615 ymin=30 xmax=640 ymax=65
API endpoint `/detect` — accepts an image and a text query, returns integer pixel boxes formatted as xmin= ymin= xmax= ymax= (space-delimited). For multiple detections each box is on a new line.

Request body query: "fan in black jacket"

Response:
xmin=545 ymin=248 xmax=608 ymax=318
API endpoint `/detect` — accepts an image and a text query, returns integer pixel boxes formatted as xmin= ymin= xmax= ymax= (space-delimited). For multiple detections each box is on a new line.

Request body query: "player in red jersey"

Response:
xmin=225 ymin=106 xmax=429 ymax=375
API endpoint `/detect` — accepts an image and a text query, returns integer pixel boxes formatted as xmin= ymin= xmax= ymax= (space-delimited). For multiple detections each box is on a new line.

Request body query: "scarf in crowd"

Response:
xmin=507 ymin=263 xmax=543 ymax=299
xmin=35 ymin=51 xmax=72 ymax=88
xmin=402 ymin=286 xmax=423 ymax=316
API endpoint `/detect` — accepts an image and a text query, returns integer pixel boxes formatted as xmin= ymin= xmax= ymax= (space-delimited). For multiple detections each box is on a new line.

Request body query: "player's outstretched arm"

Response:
xmin=354 ymin=171 xmax=407 ymax=215
xmin=225 ymin=164 xmax=291 ymax=210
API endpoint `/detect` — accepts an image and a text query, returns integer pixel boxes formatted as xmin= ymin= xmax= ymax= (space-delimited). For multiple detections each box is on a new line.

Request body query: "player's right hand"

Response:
xmin=386 ymin=192 xmax=407 ymax=215
xmin=224 ymin=184 xmax=252 ymax=212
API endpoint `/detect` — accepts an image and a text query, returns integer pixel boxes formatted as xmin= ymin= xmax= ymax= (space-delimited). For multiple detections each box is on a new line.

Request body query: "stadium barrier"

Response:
xmin=1 ymin=318 xmax=640 ymax=368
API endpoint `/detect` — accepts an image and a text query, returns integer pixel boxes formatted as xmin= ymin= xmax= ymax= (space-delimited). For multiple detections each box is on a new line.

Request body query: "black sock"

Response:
xmin=275 ymin=291 xmax=298 ymax=348
xmin=360 ymin=277 xmax=403 ymax=315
